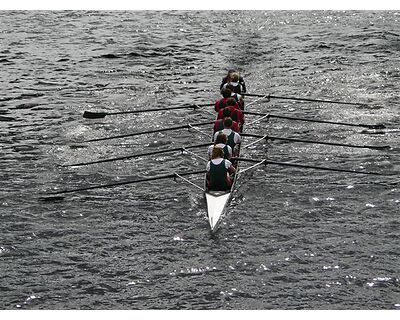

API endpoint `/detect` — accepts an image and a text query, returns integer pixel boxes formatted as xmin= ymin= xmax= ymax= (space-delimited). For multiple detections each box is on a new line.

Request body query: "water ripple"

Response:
xmin=0 ymin=10 xmax=398 ymax=310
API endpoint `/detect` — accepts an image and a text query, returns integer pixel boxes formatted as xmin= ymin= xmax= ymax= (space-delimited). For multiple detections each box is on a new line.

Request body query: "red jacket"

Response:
xmin=217 ymin=107 xmax=244 ymax=125
xmin=215 ymin=98 xmax=240 ymax=113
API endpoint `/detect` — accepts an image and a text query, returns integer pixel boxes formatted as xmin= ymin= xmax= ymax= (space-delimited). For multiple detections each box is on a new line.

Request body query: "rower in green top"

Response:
xmin=208 ymin=132 xmax=232 ymax=160
xmin=206 ymin=147 xmax=236 ymax=191
xmin=213 ymin=117 xmax=242 ymax=157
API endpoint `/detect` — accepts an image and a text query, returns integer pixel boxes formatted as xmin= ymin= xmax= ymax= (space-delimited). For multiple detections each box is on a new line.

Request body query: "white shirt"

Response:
xmin=222 ymin=82 xmax=243 ymax=93
xmin=206 ymin=158 xmax=232 ymax=171
xmin=213 ymin=129 xmax=241 ymax=145
xmin=207 ymin=143 xmax=233 ymax=159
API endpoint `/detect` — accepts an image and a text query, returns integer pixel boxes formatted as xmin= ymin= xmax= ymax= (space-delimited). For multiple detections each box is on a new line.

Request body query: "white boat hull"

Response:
xmin=205 ymin=191 xmax=231 ymax=232
xmin=204 ymin=166 xmax=240 ymax=233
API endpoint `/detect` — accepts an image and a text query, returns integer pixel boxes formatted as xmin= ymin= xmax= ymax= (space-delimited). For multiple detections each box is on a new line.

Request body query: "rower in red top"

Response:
xmin=214 ymin=108 xmax=240 ymax=133
xmin=224 ymin=98 xmax=244 ymax=127
xmin=215 ymin=88 xmax=232 ymax=113
xmin=224 ymin=96 xmax=240 ymax=111
xmin=206 ymin=147 xmax=236 ymax=191
xmin=213 ymin=117 xmax=242 ymax=156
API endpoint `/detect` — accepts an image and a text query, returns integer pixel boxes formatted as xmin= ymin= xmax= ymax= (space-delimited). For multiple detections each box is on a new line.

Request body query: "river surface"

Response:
xmin=0 ymin=10 xmax=399 ymax=310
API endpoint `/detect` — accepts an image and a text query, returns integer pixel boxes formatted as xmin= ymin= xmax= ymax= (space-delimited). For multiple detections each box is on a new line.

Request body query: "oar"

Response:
xmin=83 ymin=120 xmax=215 ymax=143
xmin=61 ymin=142 xmax=211 ymax=167
xmin=39 ymin=169 xmax=207 ymax=201
xmin=361 ymin=128 xmax=400 ymax=135
xmin=241 ymin=133 xmax=391 ymax=151
xmin=233 ymin=157 xmax=382 ymax=175
xmin=83 ymin=103 xmax=214 ymax=119
xmin=244 ymin=111 xmax=386 ymax=129
xmin=242 ymin=93 xmax=367 ymax=107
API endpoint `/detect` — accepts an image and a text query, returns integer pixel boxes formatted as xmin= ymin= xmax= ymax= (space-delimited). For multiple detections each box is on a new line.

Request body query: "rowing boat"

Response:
xmin=205 ymin=124 xmax=243 ymax=233
xmin=41 ymin=77 xmax=388 ymax=235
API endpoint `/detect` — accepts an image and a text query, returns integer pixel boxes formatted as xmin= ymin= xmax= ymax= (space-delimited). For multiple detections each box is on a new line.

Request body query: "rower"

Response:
xmin=214 ymin=107 xmax=240 ymax=133
xmin=220 ymin=69 xmax=247 ymax=93
xmin=225 ymin=96 xmax=240 ymax=111
xmin=225 ymin=84 xmax=244 ymax=110
xmin=215 ymin=88 xmax=232 ymax=112
xmin=225 ymin=98 xmax=244 ymax=126
xmin=213 ymin=117 xmax=242 ymax=156
xmin=208 ymin=132 xmax=233 ymax=160
xmin=222 ymin=72 xmax=244 ymax=94
xmin=206 ymin=147 xmax=236 ymax=191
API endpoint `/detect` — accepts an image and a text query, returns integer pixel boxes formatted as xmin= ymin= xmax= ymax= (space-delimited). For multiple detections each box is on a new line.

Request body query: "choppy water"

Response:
xmin=0 ymin=10 xmax=399 ymax=310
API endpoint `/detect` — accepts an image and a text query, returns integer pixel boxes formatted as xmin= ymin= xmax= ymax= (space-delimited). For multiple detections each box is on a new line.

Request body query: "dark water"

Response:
xmin=0 ymin=11 xmax=399 ymax=310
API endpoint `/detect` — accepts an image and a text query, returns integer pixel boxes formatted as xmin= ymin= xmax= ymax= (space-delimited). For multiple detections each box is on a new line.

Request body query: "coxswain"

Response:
xmin=206 ymin=147 xmax=236 ymax=191
xmin=220 ymin=69 xmax=247 ymax=93
xmin=214 ymin=107 xmax=240 ymax=133
xmin=213 ymin=117 xmax=242 ymax=156
xmin=215 ymin=88 xmax=231 ymax=112
xmin=207 ymin=132 xmax=232 ymax=160
xmin=222 ymin=72 xmax=244 ymax=94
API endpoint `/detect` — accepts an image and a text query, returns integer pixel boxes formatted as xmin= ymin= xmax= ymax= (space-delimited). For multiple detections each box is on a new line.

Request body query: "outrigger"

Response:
xmin=40 ymin=76 xmax=393 ymax=234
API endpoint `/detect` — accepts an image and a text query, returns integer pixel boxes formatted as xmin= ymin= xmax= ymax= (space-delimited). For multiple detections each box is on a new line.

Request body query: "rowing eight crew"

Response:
xmin=206 ymin=70 xmax=245 ymax=191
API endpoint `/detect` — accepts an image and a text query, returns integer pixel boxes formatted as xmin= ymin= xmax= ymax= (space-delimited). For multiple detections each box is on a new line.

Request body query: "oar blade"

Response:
xmin=38 ymin=195 xmax=66 ymax=202
xmin=83 ymin=111 xmax=107 ymax=119
xmin=367 ymin=145 xmax=392 ymax=151
xmin=368 ymin=124 xmax=386 ymax=129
